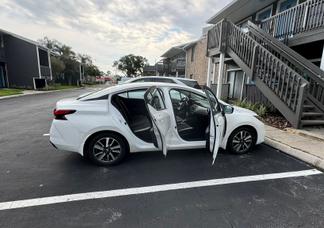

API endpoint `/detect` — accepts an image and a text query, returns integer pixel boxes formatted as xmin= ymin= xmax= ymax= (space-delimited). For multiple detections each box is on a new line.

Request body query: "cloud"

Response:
xmin=0 ymin=0 xmax=231 ymax=71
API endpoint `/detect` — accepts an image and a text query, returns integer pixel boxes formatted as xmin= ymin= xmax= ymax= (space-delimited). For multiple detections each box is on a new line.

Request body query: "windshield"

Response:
xmin=178 ymin=79 xmax=201 ymax=89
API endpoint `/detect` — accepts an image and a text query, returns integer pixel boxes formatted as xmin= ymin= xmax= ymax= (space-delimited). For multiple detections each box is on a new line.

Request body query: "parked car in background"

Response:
xmin=126 ymin=76 xmax=201 ymax=89
xmin=117 ymin=77 xmax=132 ymax=84
xmin=50 ymin=82 xmax=265 ymax=166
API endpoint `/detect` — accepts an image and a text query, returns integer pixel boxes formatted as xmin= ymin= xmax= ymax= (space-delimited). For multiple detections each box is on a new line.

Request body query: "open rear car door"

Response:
xmin=203 ymin=86 xmax=224 ymax=165
xmin=144 ymin=86 xmax=171 ymax=156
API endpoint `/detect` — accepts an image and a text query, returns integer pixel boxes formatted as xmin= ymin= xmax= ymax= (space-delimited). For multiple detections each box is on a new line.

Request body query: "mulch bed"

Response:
xmin=261 ymin=113 xmax=292 ymax=129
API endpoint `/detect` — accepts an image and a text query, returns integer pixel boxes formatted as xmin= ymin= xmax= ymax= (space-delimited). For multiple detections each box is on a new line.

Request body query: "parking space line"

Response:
xmin=0 ymin=169 xmax=321 ymax=211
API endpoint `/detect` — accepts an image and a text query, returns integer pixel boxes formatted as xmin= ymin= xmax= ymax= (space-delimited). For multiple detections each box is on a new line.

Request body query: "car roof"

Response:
xmin=79 ymin=82 xmax=204 ymax=100
xmin=130 ymin=76 xmax=197 ymax=82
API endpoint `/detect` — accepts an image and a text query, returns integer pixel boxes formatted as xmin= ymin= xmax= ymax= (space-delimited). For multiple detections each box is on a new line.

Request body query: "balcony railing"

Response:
xmin=260 ymin=0 xmax=324 ymax=41
xmin=207 ymin=22 xmax=222 ymax=50
xmin=40 ymin=65 xmax=51 ymax=77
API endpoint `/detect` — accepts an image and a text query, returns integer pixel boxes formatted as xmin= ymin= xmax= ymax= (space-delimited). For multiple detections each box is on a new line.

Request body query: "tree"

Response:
xmin=51 ymin=56 xmax=65 ymax=78
xmin=85 ymin=64 xmax=101 ymax=77
xmin=38 ymin=37 xmax=102 ymax=85
xmin=113 ymin=54 xmax=148 ymax=77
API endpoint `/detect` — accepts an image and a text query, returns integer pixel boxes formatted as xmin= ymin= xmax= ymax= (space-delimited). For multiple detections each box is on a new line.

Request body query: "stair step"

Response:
xmin=301 ymin=120 xmax=324 ymax=126
xmin=303 ymin=105 xmax=315 ymax=110
xmin=302 ymin=112 xmax=324 ymax=118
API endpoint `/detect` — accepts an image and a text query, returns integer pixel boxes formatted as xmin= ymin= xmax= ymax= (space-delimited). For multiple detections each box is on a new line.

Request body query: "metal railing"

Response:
xmin=260 ymin=0 xmax=324 ymax=41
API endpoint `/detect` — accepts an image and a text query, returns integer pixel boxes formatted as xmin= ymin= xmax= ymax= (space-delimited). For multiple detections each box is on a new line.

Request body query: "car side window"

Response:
xmin=117 ymin=89 xmax=147 ymax=99
xmin=169 ymin=89 xmax=207 ymax=109
xmin=146 ymin=88 xmax=166 ymax=111
xmin=205 ymin=89 xmax=220 ymax=113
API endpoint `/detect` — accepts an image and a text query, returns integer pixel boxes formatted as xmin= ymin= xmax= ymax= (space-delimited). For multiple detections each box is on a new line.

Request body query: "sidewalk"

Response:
xmin=265 ymin=125 xmax=324 ymax=171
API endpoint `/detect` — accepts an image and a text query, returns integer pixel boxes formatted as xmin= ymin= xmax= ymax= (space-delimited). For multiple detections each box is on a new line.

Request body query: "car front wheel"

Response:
xmin=85 ymin=133 xmax=127 ymax=166
xmin=227 ymin=127 xmax=256 ymax=154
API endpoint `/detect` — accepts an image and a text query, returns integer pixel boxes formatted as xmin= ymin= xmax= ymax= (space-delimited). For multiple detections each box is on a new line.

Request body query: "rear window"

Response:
xmin=178 ymin=79 xmax=201 ymax=89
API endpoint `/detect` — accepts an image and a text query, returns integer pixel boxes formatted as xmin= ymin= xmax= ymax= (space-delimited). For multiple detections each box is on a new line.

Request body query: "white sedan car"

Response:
xmin=125 ymin=76 xmax=201 ymax=89
xmin=50 ymin=83 xmax=264 ymax=166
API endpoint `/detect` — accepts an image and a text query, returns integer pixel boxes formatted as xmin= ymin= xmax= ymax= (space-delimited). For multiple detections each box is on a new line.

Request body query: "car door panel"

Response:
xmin=203 ymin=86 xmax=225 ymax=164
xmin=144 ymin=86 xmax=171 ymax=156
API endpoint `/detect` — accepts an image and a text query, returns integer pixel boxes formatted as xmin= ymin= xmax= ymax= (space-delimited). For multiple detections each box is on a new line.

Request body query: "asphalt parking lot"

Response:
xmin=0 ymin=88 xmax=324 ymax=228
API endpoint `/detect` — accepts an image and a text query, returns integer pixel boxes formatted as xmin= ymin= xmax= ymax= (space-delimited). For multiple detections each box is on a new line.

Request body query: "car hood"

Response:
xmin=233 ymin=106 xmax=257 ymax=116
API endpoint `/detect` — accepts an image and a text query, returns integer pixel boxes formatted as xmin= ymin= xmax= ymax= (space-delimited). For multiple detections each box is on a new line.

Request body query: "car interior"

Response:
xmin=169 ymin=89 xmax=210 ymax=141
xmin=111 ymin=89 xmax=154 ymax=143
xmin=111 ymin=88 xmax=211 ymax=144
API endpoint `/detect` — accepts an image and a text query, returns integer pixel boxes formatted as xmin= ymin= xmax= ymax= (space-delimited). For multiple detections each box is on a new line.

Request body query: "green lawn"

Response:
xmin=0 ymin=89 xmax=24 ymax=97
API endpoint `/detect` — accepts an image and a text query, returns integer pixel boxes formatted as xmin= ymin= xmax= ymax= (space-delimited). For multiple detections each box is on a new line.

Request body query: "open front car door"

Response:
xmin=203 ymin=86 xmax=224 ymax=165
xmin=144 ymin=86 xmax=171 ymax=156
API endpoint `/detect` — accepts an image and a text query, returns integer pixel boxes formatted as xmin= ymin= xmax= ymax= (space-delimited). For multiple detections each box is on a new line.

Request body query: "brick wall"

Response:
xmin=185 ymin=37 xmax=208 ymax=85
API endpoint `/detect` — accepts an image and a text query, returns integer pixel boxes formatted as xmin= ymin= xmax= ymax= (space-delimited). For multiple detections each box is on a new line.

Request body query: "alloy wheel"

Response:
xmin=93 ymin=137 xmax=121 ymax=162
xmin=231 ymin=130 xmax=253 ymax=153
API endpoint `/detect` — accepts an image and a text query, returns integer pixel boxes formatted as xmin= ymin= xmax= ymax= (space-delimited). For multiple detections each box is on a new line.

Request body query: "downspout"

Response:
xmin=36 ymin=46 xmax=41 ymax=79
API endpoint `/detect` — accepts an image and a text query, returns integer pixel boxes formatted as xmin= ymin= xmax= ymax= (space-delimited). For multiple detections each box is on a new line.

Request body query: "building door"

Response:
xmin=0 ymin=63 xmax=6 ymax=88
xmin=228 ymin=71 xmax=244 ymax=99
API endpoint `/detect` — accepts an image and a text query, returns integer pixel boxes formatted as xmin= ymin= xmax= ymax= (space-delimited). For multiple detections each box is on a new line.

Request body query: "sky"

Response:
xmin=0 ymin=0 xmax=232 ymax=72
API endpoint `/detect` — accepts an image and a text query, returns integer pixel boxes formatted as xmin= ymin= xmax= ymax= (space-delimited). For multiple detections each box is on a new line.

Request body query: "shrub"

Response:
xmin=233 ymin=99 xmax=268 ymax=117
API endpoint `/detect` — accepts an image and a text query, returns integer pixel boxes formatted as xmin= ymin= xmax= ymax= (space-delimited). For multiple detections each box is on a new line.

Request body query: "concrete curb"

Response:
xmin=0 ymin=88 xmax=84 ymax=100
xmin=265 ymin=137 xmax=324 ymax=171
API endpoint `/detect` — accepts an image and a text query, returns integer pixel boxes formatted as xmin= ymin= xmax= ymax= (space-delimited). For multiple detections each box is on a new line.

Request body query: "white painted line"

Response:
xmin=43 ymin=133 xmax=50 ymax=137
xmin=0 ymin=169 xmax=321 ymax=211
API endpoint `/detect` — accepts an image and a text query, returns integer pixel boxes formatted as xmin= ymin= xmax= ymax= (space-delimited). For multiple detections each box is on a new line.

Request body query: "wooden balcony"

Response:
xmin=260 ymin=0 xmax=324 ymax=42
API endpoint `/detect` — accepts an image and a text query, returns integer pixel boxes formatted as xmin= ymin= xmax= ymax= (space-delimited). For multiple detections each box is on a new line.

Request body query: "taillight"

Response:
xmin=53 ymin=109 xmax=76 ymax=120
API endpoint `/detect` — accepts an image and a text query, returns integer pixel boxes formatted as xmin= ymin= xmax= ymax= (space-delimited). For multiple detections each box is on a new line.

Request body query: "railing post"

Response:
xmin=219 ymin=19 xmax=228 ymax=53
xmin=295 ymin=83 xmax=308 ymax=128
xmin=250 ymin=45 xmax=259 ymax=81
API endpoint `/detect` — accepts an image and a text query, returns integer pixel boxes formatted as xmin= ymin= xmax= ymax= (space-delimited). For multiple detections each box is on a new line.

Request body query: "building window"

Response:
xmin=191 ymin=46 xmax=195 ymax=62
xmin=256 ymin=5 xmax=273 ymax=22
xmin=277 ymin=0 xmax=298 ymax=13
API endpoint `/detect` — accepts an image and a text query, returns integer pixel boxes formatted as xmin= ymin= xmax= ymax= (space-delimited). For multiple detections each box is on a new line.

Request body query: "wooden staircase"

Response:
xmin=247 ymin=21 xmax=324 ymax=128
xmin=207 ymin=19 xmax=324 ymax=128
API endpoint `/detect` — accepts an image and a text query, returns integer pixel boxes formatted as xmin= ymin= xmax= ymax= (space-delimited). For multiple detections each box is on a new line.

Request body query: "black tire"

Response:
xmin=227 ymin=127 xmax=257 ymax=154
xmin=85 ymin=132 xmax=127 ymax=166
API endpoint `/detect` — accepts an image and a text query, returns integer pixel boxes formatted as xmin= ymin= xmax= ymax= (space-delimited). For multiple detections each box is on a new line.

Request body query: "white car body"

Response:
xmin=124 ymin=76 xmax=201 ymax=88
xmin=50 ymin=83 xmax=264 ymax=165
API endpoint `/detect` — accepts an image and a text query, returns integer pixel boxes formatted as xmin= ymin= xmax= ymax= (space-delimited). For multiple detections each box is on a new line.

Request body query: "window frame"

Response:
xmin=276 ymin=0 xmax=298 ymax=14
xmin=255 ymin=5 xmax=273 ymax=22
xmin=168 ymin=88 xmax=212 ymax=111
xmin=145 ymin=87 xmax=167 ymax=111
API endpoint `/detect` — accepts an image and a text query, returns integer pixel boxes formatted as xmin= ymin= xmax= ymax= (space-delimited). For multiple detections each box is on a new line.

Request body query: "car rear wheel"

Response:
xmin=86 ymin=133 xmax=127 ymax=166
xmin=227 ymin=127 xmax=256 ymax=154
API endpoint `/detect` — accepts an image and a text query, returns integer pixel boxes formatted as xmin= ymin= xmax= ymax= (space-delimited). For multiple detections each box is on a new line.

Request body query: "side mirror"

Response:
xmin=223 ymin=105 xmax=234 ymax=114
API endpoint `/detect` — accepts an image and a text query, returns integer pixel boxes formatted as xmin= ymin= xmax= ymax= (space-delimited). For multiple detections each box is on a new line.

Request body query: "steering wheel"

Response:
xmin=177 ymin=96 xmax=189 ymax=112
